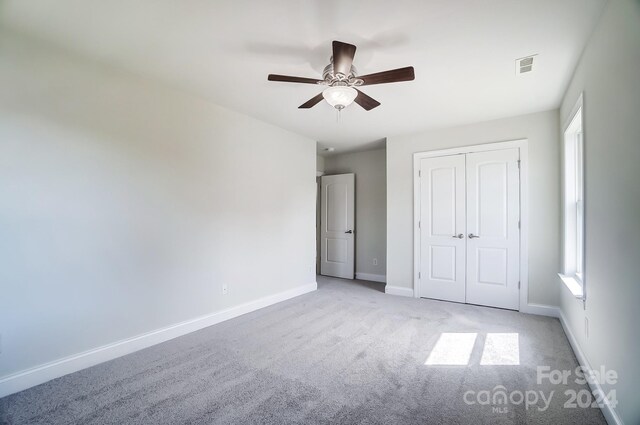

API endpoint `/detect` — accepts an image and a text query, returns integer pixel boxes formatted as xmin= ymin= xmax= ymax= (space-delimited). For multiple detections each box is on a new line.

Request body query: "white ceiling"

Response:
xmin=1 ymin=0 xmax=606 ymax=155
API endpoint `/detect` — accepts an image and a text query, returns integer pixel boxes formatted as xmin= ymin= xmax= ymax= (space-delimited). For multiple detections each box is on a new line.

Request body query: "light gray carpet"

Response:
xmin=0 ymin=276 xmax=605 ymax=424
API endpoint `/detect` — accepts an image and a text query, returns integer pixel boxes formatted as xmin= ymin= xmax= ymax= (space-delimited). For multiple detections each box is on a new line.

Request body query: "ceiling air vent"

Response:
xmin=516 ymin=55 xmax=537 ymax=75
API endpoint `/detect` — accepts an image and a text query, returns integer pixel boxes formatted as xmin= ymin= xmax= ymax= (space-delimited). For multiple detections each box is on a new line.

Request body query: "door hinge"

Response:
xmin=418 ymin=169 xmax=421 ymax=177
xmin=418 ymin=272 xmax=421 ymax=279
xmin=518 ymin=281 xmax=521 ymax=289
xmin=517 ymin=159 xmax=521 ymax=169
xmin=518 ymin=220 xmax=521 ymax=229
xmin=418 ymin=220 xmax=421 ymax=229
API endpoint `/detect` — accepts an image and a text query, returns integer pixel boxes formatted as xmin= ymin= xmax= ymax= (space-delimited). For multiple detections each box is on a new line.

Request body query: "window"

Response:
xmin=560 ymin=95 xmax=585 ymax=299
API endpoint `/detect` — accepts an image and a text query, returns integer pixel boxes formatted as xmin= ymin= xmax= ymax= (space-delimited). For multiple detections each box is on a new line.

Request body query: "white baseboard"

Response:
xmin=0 ymin=282 xmax=317 ymax=399
xmin=521 ymin=302 xmax=621 ymax=423
xmin=558 ymin=310 xmax=623 ymax=425
xmin=520 ymin=303 xmax=560 ymax=317
xmin=355 ymin=273 xmax=386 ymax=283
xmin=385 ymin=285 xmax=414 ymax=297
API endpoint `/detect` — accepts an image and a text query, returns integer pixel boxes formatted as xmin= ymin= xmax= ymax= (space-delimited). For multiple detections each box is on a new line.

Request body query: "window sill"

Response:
xmin=558 ymin=274 xmax=584 ymax=299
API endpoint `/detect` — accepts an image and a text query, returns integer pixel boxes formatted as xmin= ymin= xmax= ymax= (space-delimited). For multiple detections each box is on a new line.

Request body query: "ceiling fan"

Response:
xmin=267 ymin=40 xmax=415 ymax=111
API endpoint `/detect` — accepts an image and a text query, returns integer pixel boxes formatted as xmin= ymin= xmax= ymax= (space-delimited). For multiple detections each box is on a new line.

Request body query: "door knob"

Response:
xmin=452 ymin=233 xmax=464 ymax=239
xmin=345 ymin=230 xmax=353 ymax=234
xmin=468 ymin=233 xmax=480 ymax=239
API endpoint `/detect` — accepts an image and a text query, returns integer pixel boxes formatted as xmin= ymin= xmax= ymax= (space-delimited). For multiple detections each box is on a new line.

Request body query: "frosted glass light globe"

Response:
xmin=322 ymin=86 xmax=357 ymax=110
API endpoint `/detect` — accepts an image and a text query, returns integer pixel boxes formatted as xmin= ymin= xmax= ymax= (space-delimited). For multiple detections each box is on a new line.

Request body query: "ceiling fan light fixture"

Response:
xmin=322 ymin=86 xmax=357 ymax=110
xmin=267 ymin=40 xmax=415 ymax=112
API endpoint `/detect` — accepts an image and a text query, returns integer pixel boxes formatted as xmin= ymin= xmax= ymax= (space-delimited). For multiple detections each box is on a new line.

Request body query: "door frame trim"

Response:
xmin=413 ymin=139 xmax=529 ymax=311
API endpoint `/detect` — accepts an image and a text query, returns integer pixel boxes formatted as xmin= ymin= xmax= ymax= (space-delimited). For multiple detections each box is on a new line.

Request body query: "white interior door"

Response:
xmin=465 ymin=149 xmax=520 ymax=310
xmin=418 ymin=155 xmax=466 ymax=302
xmin=320 ymin=174 xmax=355 ymax=279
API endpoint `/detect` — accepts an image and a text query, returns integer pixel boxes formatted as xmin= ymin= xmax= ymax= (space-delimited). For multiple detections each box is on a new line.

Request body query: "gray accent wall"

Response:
xmin=316 ymin=155 xmax=325 ymax=175
xmin=559 ymin=1 xmax=640 ymax=423
xmin=324 ymin=149 xmax=387 ymax=279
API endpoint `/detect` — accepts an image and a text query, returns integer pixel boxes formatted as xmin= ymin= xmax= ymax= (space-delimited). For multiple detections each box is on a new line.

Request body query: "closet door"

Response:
xmin=465 ymin=149 xmax=520 ymax=310
xmin=418 ymin=155 xmax=466 ymax=302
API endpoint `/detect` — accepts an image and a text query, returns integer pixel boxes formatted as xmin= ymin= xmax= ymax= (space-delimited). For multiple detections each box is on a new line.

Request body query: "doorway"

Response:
xmin=413 ymin=140 xmax=528 ymax=310
xmin=319 ymin=173 xmax=355 ymax=279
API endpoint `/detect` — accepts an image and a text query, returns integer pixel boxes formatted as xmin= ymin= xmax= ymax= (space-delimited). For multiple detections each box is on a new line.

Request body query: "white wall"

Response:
xmin=559 ymin=1 xmax=640 ymax=423
xmin=387 ymin=110 xmax=560 ymax=306
xmin=324 ymin=149 xmax=387 ymax=278
xmin=0 ymin=32 xmax=316 ymax=380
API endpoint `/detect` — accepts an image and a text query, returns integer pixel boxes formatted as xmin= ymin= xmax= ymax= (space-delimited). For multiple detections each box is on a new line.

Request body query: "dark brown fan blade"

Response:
xmin=268 ymin=74 xmax=322 ymax=84
xmin=354 ymin=89 xmax=380 ymax=111
xmin=332 ymin=41 xmax=357 ymax=76
xmin=298 ymin=93 xmax=324 ymax=109
xmin=359 ymin=66 xmax=415 ymax=86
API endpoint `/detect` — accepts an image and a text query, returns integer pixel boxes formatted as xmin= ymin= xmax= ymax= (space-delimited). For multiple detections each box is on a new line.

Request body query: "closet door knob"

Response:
xmin=452 ymin=234 xmax=464 ymax=239
xmin=468 ymin=233 xmax=480 ymax=239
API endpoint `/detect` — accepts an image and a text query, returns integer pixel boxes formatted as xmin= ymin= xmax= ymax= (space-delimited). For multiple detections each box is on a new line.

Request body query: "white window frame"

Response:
xmin=560 ymin=94 xmax=585 ymax=299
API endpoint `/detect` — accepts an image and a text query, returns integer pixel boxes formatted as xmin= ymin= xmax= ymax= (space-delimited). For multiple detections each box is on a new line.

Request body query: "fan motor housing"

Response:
xmin=322 ymin=60 xmax=363 ymax=87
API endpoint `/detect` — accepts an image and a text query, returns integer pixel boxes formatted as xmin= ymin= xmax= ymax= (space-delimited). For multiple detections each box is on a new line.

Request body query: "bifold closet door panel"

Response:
xmin=418 ymin=155 xmax=466 ymax=303
xmin=465 ymin=148 xmax=520 ymax=310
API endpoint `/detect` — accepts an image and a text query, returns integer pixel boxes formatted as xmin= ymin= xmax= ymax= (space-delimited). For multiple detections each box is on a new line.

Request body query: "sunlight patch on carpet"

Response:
xmin=425 ymin=333 xmax=477 ymax=366
xmin=480 ymin=333 xmax=520 ymax=365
